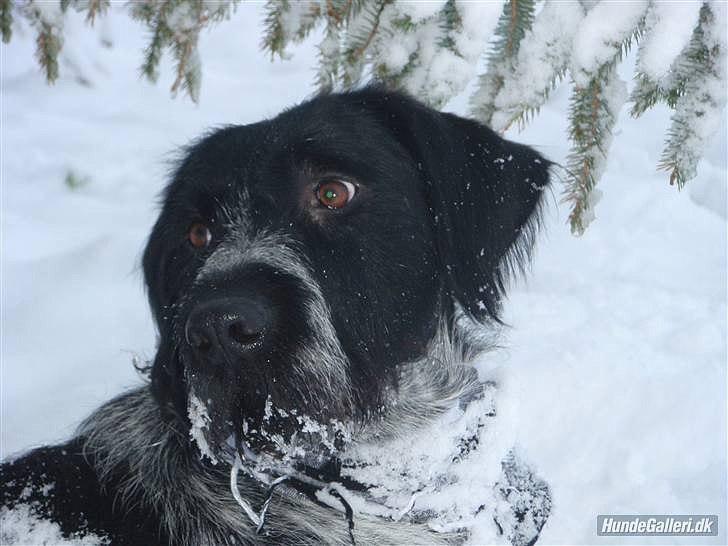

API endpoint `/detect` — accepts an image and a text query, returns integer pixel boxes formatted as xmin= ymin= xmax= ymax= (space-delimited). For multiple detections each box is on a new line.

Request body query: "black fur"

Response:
xmin=1 ymin=87 xmax=550 ymax=544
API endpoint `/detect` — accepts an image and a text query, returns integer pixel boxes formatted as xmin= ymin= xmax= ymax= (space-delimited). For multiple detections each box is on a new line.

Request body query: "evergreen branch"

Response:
xmin=503 ymin=67 xmax=567 ymax=131
xmin=481 ymin=0 xmax=583 ymax=132
xmin=141 ymin=18 xmax=169 ymax=83
xmin=657 ymin=3 xmax=724 ymax=189
xmin=168 ymin=1 xmax=206 ymax=102
xmin=437 ymin=0 xmax=460 ymax=52
xmin=25 ymin=1 xmax=65 ymax=84
xmin=631 ymin=2 xmax=712 ymax=119
xmin=261 ymin=0 xmax=291 ymax=58
xmin=341 ymin=0 xmax=389 ymax=88
xmin=630 ymin=71 xmax=685 ymax=118
xmin=261 ymin=0 xmax=322 ymax=59
xmin=85 ymin=0 xmax=109 ymax=26
xmin=0 ymin=0 xmax=12 ymax=44
xmin=564 ymin=52 xmax=628 ymax=235
xmin=132 ymin=0 xmax=173 ymax=84
xmin=315 ymin=19 xmax=342 ymax=92
xmin=132 ymin=0 xmax=238 ymax=102
xmin=470 ymin=0 xmax=535 ymax=126
xmin=348 ymin=0 xmax=386 ymax=61
xmin=35 ymin=21 xmax=62 ymax=84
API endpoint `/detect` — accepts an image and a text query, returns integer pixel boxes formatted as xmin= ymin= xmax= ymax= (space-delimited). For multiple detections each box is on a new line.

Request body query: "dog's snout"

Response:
xmin=184 ymin=296 xmax=271 ymax=361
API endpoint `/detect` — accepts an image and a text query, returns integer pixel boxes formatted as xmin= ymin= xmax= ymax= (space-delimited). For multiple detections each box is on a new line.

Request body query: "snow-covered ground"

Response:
xmin=2 ymin=5 xmax=726 ymax=545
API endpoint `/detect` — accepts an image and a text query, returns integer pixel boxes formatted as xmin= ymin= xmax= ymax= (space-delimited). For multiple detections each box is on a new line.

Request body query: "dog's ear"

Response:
xmin=368 ymin=89 xmax=550 ymax=321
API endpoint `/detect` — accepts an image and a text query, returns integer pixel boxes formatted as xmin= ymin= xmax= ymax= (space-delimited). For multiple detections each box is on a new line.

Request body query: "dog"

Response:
xmin=1 ymin=87 xmax=551 ymax=545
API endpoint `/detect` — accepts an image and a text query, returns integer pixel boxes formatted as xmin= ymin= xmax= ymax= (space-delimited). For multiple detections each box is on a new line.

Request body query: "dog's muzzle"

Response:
xmin=178 ymin=231 xmax=354 ymax=464
xmin=184 ymin=295 xmax=272 ymax=367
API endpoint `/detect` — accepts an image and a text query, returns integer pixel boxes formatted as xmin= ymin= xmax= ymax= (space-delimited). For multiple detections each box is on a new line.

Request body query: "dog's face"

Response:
xmin=143 ymin=88 xmax=549 ymax=466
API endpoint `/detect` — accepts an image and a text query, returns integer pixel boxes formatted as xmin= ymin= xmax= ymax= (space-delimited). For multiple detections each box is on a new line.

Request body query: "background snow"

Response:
xmin=2 ymin=4 xmax=726 ymax=545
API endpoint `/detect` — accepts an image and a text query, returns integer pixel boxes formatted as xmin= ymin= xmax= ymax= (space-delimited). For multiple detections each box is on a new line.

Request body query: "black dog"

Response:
xmin=1 ymin=87 xmax=550 ymax=545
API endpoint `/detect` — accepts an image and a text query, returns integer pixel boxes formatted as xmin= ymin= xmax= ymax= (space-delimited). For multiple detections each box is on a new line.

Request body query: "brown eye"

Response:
xmin=188 ymin=222 xmax=211 ymax=248
xmin=315 ymin=179 xmax=356 ymax=210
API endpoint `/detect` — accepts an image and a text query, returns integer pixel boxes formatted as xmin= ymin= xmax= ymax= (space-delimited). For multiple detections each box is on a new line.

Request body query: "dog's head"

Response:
xmin=142 ymin=87 xmax=549 ymax=467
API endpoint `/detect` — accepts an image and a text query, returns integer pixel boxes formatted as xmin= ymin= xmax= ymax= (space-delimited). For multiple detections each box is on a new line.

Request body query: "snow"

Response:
xmin=571 ymin=0 xmax=648 ymax=86
xmin=187 ymin=390 xmax=218 ymax=464
xmin=1 ymin=504 xmax=108 ymax=545
xmin=376 ymin=1 xmax=503 ymax=107
xmin=336 ymin=382 xmax=517 ymax=535
xmin=664 ymin=2 xmax=727 ymax=184
xmin=453 ymin=0 xmax=503 ymax=59
xmin=397 ymin=0 xmax=447 ymax=23
xmin=637 ymin=1 xmax=702 ymax=83
xmin=491 ymin=1 xmax=585 ymax=132
xmin=2 ymin=4 xmax=726 ymax=545
xmin=28 ymin=0 xmax=64 ymax=29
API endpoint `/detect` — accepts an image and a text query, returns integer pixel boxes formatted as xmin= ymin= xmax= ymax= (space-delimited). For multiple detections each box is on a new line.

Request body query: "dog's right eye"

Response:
xmin=315 ymin=179 xmax=357 ymax=210
xmin=188 ymin=222 xmax=212 ymax=249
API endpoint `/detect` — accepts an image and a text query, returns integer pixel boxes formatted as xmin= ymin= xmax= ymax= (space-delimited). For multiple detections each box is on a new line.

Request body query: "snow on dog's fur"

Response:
xmin=1 ymin=86 xmax=551 ymax=545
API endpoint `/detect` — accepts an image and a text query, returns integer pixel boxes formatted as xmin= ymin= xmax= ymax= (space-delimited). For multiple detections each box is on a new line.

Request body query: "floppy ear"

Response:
xmin=370 ymin=89 xmax=550 ymax=321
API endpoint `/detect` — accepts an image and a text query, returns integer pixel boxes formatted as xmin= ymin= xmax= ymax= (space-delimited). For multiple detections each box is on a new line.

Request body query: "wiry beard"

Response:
xmin=184 ymin=377 xmax=355 ymax=471
xmin=183 ymin=308 xmax=492 ymax=473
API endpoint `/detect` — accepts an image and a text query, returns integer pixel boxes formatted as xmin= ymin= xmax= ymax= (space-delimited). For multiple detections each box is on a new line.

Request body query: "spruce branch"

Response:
xmin=630 ymin=0 xmax=702 ymax=118
xmin=491 ymin=1 xmax=585 ymax=132
xmin=261 ymin=0 xmax=288 ymax=57
xmin=437 ymin=0 xmax=461 ymax=52
xmin=658 ymin=3 xmax=725 ymax=189
xmin=316 ymin=19 xmax=342 ymax=92
xmin=315 ymin=0 xmax=360 ymax=92
xmin=141 ymin=18 xmax=169 ymax=83
xmin=564 ymin=2 xmax=646 ymax=234
xmin=85 ymin=0 xmax=109 ymax=25
xmin=131 ymin=0 xmax=238 ymax=103
xmin=340 ymin=0 xmax=387 ymax=87
xmin=261 ymin=0 xmax=322 ymax=60
xmin=470 ymin=0 xmax=535 ymax=126
xmin=564 ymin=40 xmax=632 ymax=235
xmin=25 ymin=1 xmax=65 ymax=84
xmin=35 ymin=21 xmax=62 ymax=83
xmin=1 ymin=0 xmax=12 ymax=43
xmin=368 ymin=4 xmax=420 ymax=90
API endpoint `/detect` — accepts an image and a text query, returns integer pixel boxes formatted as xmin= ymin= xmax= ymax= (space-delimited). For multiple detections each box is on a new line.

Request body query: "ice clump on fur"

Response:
xmin=0 ymin=504 xmax=109 ymax=545
xmin=187 ymin=390 xmax=218 ymax=464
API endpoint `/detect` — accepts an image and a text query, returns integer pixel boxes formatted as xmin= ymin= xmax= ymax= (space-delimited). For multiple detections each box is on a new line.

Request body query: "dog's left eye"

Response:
xmin=188 ymin=222 xmax=212 ymax=248
xmin=315 ymin=179 xmax=357 ymax=210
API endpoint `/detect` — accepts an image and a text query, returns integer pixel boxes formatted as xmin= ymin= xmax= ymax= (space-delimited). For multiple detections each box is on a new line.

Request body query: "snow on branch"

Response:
xmin=488 ymin=1 xmax=586 ymax=132
xmin=470 ymin=0 xmax=535 ymax=127
xmin=562 ymin=0 xmax=647 ymax=235
xmin=25 ymin=0 xmax=65 ymax=84
xmin=261 ymin=0 xmax=322 ymax=60
xmin=658 ymin=2 xmax=727 ymax=189
xmin=131 ymin=0 xmax=238 ymax=103
xmin=5 ymin=0 xmax=727 ymax=234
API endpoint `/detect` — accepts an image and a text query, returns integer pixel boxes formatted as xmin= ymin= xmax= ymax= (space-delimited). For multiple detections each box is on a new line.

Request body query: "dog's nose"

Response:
xmin=184 ymin=297 xmax=271 ymax=360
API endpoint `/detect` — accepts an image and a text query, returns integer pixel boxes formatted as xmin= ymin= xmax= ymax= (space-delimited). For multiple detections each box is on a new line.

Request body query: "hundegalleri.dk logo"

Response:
xmin=597 ymin=515 xmax=718 ymax=536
